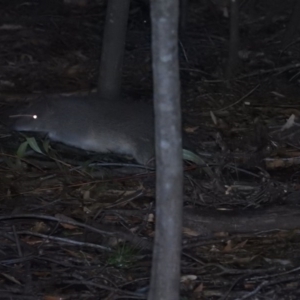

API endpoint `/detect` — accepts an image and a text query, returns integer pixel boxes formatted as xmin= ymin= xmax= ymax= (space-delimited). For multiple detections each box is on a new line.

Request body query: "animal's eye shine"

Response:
xmin=9 ymin=114 xmax=37 ymax=119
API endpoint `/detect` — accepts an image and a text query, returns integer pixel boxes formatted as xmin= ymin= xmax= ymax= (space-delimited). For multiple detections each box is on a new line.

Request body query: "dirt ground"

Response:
xmin=1 ymin=0 xmax=300 ymax=299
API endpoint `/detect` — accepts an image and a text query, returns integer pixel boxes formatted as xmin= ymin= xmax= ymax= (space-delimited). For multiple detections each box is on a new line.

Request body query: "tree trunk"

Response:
xmin=148 ymin=0 xmax=183 ymax=300
xmin=98 ymin=0 xmax=131 ymax=102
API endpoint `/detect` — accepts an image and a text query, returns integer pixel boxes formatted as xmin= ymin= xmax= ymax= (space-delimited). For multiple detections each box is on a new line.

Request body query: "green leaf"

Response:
xmin=183 ymin=149 xmax=214 ymax=178
xmin=16 ymin=141 xmax=29 ymax=158
xmin=43 ymin=139 xmax=50 ymax=154
xmin=26 ymin=137 xmax=43 ymax=154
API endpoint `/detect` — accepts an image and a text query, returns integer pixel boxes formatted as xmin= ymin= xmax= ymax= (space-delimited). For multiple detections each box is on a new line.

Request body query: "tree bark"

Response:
xmin=98 ymin=0 xmax=131 ymax=102
xmin=148 ymin=1 xmax=183 ymax=300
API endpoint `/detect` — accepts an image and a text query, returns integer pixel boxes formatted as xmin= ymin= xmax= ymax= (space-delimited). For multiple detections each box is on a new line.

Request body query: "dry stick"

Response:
xmin=216 ymin=84 xmax=259 ymax=112
xmin=0 ymin=214 xmax=152 ymax=250
xmin=204 ymin=63 xmax=300 ymax=82
xmin=17 ymin=231 xmax=111 ymax=252
xmin=148 ymin=1 xmax=183 ymax=300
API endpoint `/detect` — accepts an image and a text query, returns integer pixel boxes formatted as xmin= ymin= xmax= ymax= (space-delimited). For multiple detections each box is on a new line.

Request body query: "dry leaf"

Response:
xmin=31 ymin=221 xmax=49 ymax=233
xmin=181 ymin=275 xmax=197 ymax=282
xmin=182 ymin=227 xmax=201 ymax=237
xmin=193 ymin=282 xmax=204 ymax=293
xmin=1 ymin=273 xmax=21 ymax=285
xmin=223 ymin=240 xmax=233 ymax=252
xmin=234 ymin=239 xmax=248 ymax=249
xmin=82 ymin=190 xmax=90 ymax=200
xmin=281 ymin=114 xmax=295 ymax=131
xmin=55 ymin=214 xmax=78 ymax=230
xmin=43 ymin=295 xmax=66 ymax=300
xmin=185 ymin=126 xmax=199 ymax=133
xmin=210 ymin=110 xmax=217 ymax=125
xmin=148 ymin=213 xmax=154 ymax=222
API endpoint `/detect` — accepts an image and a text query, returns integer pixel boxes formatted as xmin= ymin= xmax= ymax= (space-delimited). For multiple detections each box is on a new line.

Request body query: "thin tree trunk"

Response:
xmin=98 ymin=0 xmax=130 ymax=102
xmin=148 ymin=0 xmax=183 ymax=299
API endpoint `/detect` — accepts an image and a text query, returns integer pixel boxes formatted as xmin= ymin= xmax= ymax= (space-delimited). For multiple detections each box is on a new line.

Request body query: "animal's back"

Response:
xmin=13 ymin=95 xmax=156 ymax=164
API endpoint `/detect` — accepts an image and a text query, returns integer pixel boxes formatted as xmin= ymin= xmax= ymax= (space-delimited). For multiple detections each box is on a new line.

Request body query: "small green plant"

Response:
xmin=107 ymin=244 xmax=137 ymax=269
xmin=17 ymin=136 xmax=44 ymax=157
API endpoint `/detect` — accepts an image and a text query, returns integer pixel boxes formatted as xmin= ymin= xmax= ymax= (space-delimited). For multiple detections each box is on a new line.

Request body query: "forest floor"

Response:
xmin=0 ymin=0 xmax=300 ymax=299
